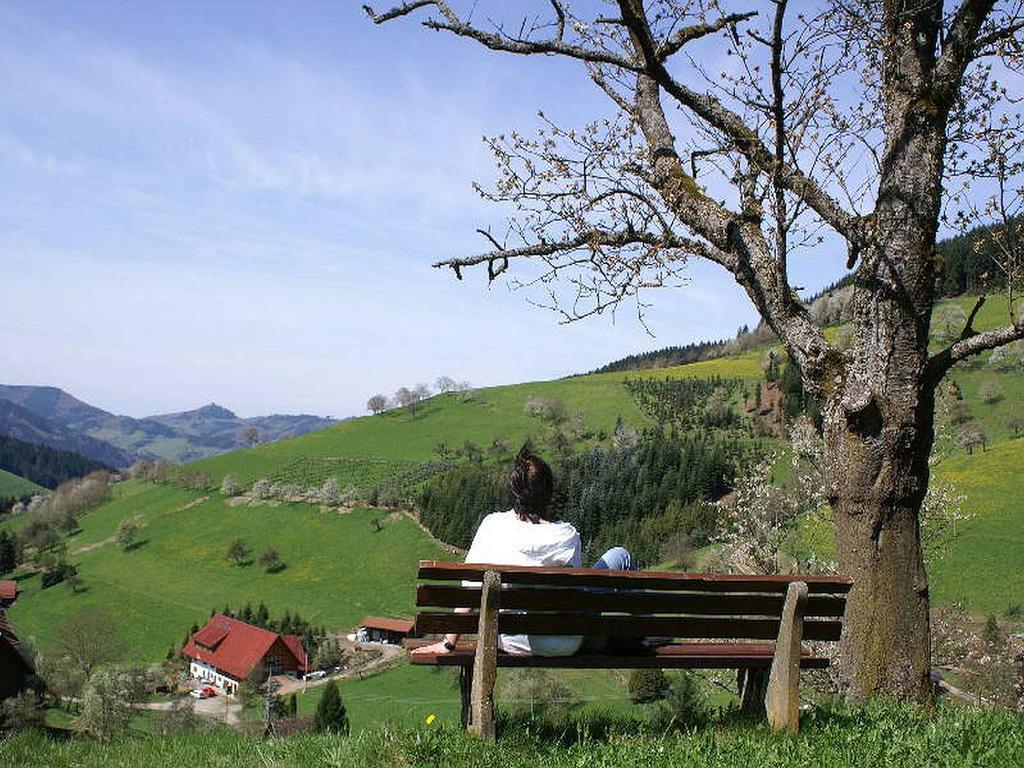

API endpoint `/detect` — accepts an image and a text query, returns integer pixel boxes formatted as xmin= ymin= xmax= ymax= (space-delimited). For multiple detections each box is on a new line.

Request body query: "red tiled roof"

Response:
xmin=360 ymin=615 xmax=415 ymax=634
xmin=0 ymin=580 xmax=16 ymax=602
xmin=181 ymin=614 xmax=306 ymax=681
xmin=193 ymin=622 xmax=230 ymax=648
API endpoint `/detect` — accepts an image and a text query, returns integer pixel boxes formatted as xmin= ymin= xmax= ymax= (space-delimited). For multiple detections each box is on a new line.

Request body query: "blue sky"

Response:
xmin=1 ymin=1 xmax=851 ymax=418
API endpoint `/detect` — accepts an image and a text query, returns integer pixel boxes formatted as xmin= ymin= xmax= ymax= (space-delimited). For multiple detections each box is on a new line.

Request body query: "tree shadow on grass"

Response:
xmin=264 ymin=563 xmax=287 ymax=575
xmin=123 ymin=539 xmax=149 ymax=552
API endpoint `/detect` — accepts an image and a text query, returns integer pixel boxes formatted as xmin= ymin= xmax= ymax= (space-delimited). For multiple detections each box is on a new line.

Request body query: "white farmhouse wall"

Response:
xmin=189 ymin=660 xmax=240 ymax=694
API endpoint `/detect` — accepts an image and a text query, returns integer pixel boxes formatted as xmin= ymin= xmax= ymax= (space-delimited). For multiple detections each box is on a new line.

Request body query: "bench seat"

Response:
xmin=405 ymin=638 xmax=831 ymax=669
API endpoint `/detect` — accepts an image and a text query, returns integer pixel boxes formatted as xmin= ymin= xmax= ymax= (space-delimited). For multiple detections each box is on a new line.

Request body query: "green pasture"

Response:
xmin=288 ymin=664 xmax=645 ymax=733
xmin=4 ymin=480 xmax=446 ymax=661
xmin=930 ymin=438 xmax=1024 ymax=614
xmin=0 ymin=468 xmax=43 ymax=498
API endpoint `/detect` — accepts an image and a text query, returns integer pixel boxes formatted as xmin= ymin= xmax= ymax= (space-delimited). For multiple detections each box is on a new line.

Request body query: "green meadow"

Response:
xmin=4 ymin=481 xmax=446 ymax=661
xmin=0 ymin=468 xmax=43 ymax=499
xmin=930 ymin=438 xmax=1024 ymax=614
xmin=2 ymin=295 xmax=1022 ymax=745
xmin=191 ymin=348 xmax=765 ymax=489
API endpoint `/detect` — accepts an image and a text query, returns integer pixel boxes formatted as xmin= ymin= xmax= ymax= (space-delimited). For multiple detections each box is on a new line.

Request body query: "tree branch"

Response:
xmin=614 ymin=1 xmax=862 ymax=246
xmin=658 ymin=11 xmax=758 ymax=61
xmin=433 ymin=228 xmax=730 ymax=277
xmin=934 ymin=0 xmax=997 ymax=106
xmin=365 ymin=0 xmax=637 ymax=69
xmin=369 ymin=1 xmax=861 ymax=249
xmin=927 ymin=314 xmax=1024 ymax=380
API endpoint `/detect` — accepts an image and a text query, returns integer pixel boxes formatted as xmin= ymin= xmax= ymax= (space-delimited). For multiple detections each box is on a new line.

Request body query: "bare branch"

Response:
xmin=962 ymin=294 xmax=988 ymax=338
xmin=658 ymin=11 xmax=758 ymax=61
xmin=433 ymin=228 xmax=730 ymax=275
xmin=614 ymin=0 xmax=862 ymax=246
xmin=934 ymin=0 xmax=998 ymax=105
xmin=363 ymin=1 xmax=450 ymax=25
xmin=928 ymin=318 xmax=1024 ymax=378
xmin=371 ymin=0 xmax=861 ymax=250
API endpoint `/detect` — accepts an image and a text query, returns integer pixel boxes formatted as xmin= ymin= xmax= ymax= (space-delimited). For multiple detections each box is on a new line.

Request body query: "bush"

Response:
xmin=650 ymin=672 xmax=707 ymax=731
xmin=259 ymin=547 xmax=284 ymax=573
xmin=314 ymin=680 xmax=349 ymax=734
xmin=979 ymin=380 xmax=1003 ymax=404
xmin=628 ymin=669 xmax=670 ymax=704
xmin=152 ymin=697 xmax=200 ymax=735
xmin=0 ymin=691 xmax=45 ymax=734
xmin=251 ymin=479 xmax=273 ymax=499
xmin=41 ymin=566 xmax=65 ymax=589
xmin=220 ymin=474 xmax=241 ymax=496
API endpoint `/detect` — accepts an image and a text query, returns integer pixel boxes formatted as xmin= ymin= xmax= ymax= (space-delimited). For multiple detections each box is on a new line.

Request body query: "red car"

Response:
xmin=190 ymin=686 xmax=217 ymax=699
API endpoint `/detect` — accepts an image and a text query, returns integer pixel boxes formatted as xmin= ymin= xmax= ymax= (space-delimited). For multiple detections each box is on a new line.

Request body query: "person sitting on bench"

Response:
xmin=411 ymin=444 xmax=635 ymax=658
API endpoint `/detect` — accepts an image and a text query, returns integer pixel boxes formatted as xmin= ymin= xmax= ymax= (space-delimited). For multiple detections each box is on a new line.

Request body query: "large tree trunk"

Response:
xmin=816 ymin=8 xmax=950 ymax=701
xmin=825 ymin=388 xmax=934 ymax=702
xmin=820 ymin=166 xmax=942 ymax=702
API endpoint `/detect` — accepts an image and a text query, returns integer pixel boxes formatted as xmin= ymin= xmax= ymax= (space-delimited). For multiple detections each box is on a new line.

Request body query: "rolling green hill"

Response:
xmin=0 ymin=467 xmax=43 ymax=499
xmin=4 ymin=481 xmax=446 ymax=661
xmin=191 ymin=348 xmax=765 ymax=490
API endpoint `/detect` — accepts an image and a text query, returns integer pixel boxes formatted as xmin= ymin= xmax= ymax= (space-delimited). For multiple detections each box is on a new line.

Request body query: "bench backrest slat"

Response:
xmin=414 ymin=561 xmax=849 ymax=645
xmin=415 ymin=612 xmax=844 ymax=642
xmin=418 ymin=561 xmax=853 ymax=594
xmin=417 ymin=584 xmax=848 ymax=618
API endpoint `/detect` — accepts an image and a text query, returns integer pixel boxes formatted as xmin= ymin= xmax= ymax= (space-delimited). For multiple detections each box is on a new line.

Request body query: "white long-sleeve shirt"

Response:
xmin=463 ymin=509 xmax=584 ymax=656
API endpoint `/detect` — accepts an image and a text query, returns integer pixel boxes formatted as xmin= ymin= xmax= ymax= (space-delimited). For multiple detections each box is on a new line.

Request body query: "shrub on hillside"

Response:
xmin=314 ymin=680 xmax=349 ymax=734
xmin=0 ymin=530 xmax=19 ymax=573
xmin=0 ymin=691 xmax=45 ymax=734
xmin=259 ymin=546 xmax=284 ymax=573
xmin=225 ymin=538 xmax=251 ymax=566
xmin=524 ymin=397 xmax=566 ymax=424
xmin=650 ymin=672 xmax=707 ymax=731
xmin=220 ymin=474 xmax=241 ymax=496
xmin=251 ymin=479 xmax=272 ymax=499
xmin=628 ymin=669 xmax=670 ymax=704
xmin=152 ymin=697 xmax=201 ymax=735
xmin=116 ymin=515 xmax=142 ymax=551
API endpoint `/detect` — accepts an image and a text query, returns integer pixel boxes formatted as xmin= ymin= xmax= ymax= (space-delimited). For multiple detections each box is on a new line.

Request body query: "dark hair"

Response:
xmin=508 ymin=444 xmax=554 ymax=523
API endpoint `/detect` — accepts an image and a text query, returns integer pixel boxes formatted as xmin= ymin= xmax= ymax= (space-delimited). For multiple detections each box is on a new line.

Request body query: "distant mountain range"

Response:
xmin=0 ymin=385 xmax=336 ymax=468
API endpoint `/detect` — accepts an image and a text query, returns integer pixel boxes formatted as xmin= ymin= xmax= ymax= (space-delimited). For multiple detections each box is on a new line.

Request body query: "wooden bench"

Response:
xmin=406 ymin=560 xmax=852 ymax=739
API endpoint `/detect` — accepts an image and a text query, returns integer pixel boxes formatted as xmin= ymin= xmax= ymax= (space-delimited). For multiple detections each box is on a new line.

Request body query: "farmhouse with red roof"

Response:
xmin=182 ymin=614 xmax=308 ymax=694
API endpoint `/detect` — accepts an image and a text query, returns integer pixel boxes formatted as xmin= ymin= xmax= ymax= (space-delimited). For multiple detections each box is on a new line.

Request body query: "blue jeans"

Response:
xmin=585 ymin=547 xmax=644 ymax=652
xmin=592 ymin=546 xmax=635 ymax=571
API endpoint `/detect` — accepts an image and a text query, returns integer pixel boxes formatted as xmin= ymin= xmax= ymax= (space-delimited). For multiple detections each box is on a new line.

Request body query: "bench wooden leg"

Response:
xmin=469 ymin=569 xmax=500 ymax=740
xmin=765 ymin=580 xmax=808 ymax=734
xmin=739 ymin=668 xmax=768 ymax=715
xmin=459 ymin=666 xmax=473 ymax=729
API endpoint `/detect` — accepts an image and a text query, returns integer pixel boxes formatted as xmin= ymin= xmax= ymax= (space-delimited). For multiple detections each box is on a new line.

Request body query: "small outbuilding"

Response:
xmin=0 ymin=580 xmax=17 ymax=608
xmin=356 ymin=616 xmax=416 ymax=645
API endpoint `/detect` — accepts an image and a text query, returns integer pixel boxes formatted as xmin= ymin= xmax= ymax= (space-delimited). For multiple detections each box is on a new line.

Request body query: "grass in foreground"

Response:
xmin=2 ymin=700 xmax=1022 ymax=768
